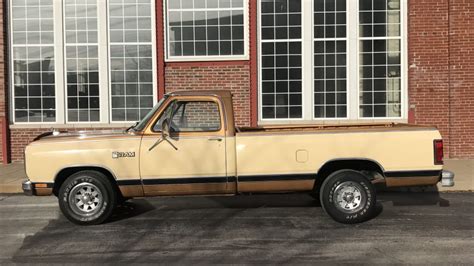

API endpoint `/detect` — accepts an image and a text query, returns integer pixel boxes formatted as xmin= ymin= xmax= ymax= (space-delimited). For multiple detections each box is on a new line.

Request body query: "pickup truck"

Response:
xmin=22 ymin=90 xmax=454 ymax=225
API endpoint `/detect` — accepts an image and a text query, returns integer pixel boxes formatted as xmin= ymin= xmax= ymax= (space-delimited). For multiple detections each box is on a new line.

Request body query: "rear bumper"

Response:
xmin=441 ymin=170 xmax=455 ymax=187
xmin=384 ymin=170 xmax=454 ymax=188
xmin=22 ymin=180 xmax=54 ymax=196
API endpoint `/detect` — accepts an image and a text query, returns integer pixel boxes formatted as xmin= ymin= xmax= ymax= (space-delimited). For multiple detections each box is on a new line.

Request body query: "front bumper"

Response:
xmin=22 ymin=180 xmax=33 ymax=195
xmin=22 ymin=180 xmax=54 ymax=196
xmin=441 ymin=170 xmax=455 ymax=187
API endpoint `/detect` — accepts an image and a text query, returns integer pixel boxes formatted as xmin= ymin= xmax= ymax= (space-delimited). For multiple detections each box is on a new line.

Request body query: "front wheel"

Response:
xmin=320 ymin=170 xmax=376 ymax=224
xmin=58 ymin=171 xmax=117 ymax=225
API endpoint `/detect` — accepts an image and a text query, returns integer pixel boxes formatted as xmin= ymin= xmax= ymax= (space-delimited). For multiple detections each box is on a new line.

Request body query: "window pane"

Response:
xmin=12 ymin=1 xmax=56 ymax=122
xmin=153 ymin=101 xmax=221 ymax=132
xmin=65 ymin=1 xmax=100 ymax=122
xmin=359 ymin=0 xmax=402 ymax=118
xmin=110 ymin=0 xmax=155 ymax=122
xmin=314 ymin=0 xmax=347 ymax=118
xmin=167 ymin=0 xmax=245 ymax=57
xmin=260 ymin=0 xmax=302 ymax=120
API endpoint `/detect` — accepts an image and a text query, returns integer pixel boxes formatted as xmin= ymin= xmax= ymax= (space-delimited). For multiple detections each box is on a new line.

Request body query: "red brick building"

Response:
xmin=0 ymin=0 xmax=473 ymax=164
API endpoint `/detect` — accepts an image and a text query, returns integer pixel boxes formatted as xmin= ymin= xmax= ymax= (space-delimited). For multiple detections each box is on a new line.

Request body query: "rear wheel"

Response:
xmin=58 ymin=170 xmax=117 ymax=225
xmin=320 ymin=170 xmax=376 ymax=224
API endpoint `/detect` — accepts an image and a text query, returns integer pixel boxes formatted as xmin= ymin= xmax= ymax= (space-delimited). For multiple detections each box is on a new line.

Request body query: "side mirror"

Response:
xmin=149 ymin=118 xmax=177 ymax=151
xmin=161 ymin=119 xmax=170 ymax=139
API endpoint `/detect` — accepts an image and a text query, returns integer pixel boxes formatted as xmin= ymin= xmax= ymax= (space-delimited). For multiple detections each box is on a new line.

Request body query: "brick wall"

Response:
xmin=164 ymin=63 xmax=251 ymax=127
xmin=409 ymin=0 xmax=473 ymax=159
xmin=448 ymin=0 xmax=474 ymax=158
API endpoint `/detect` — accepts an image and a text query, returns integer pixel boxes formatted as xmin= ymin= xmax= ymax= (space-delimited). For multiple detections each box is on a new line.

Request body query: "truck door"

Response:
xmin=139 ymin=97 xmax=229 ymax=196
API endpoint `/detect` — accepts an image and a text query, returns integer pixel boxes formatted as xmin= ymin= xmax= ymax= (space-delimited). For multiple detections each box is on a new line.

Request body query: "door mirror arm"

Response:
xmin=149 ymin=119 xmax=178 ymax=151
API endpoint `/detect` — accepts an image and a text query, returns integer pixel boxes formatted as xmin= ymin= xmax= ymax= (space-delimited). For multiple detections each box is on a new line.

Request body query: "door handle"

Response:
xmin=208 ymin=137 xmax=223 ymax=142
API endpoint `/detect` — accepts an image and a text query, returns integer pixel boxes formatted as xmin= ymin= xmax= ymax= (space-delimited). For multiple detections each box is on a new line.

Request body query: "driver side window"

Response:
xmin=153 ymin=100 xmax=221 ymax=132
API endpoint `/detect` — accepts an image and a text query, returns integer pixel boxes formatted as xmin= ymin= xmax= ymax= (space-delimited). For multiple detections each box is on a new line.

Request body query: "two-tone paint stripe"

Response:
xmin=117 ymin=173 xmax=316 ymax=186
xmin=384 ymin=170 xmax=441 ymax=178
xmin=116 ymin=170 xmax=441 ymax=186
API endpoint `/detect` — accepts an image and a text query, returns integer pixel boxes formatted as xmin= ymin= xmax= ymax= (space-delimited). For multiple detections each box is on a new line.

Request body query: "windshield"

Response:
xmin=131 ymin=96 xmax=167 ymax=132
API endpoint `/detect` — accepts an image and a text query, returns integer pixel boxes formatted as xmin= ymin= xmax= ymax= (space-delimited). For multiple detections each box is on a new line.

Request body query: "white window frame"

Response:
xmin=8 ymin=0 xmax=157 ymax=126
xmin=62 ymin=0 xmax=102 ymax=124
xmin=106 ymin=0 xmax=158 ymax=124
xmin=164 ymin=0 xmax=250 ymax=62
xmin=8 ymin=0 xmax=64 ymax=125
xmin=258 ymin=0 xmax=305 ymax=122
xmin=357 ymin=0 xmax=407 ymax=121
xmin=258 ymin=0 xmax=408 ymax=125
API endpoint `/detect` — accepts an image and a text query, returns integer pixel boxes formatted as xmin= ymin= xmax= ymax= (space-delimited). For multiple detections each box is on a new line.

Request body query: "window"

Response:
xmin=9 ymin=0 xmax=157 ymax=124
xmin=11 ymin=0 xmax=56 ymax=122
xmin=166 ymin=0 xmax=248 ymax=60
xmin=359 ymin=0 xmax=402 ymax=118
xmin=259 ymin=0 xmax=406 ymax=122
xmin=314 ymin=0 xmax=347 ymax=118
xmin=260 ymin=0 xmax=302 ymax=119
xmin=154 ymin=101 xmax=221 ymax=132
xmin=65 ymin=0 xmax=100 ymax=122
xmin=109 ymin=0 xmax=155 ymax=122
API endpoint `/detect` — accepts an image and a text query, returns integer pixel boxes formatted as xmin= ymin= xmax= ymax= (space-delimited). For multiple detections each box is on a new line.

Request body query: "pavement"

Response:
xmin=0 ymin=163 xmax=26 ymax=193
xmin=1 ymin=159 xmax=472 ymax=193
xmin=0 ymin=192 xmax=473 ymax=264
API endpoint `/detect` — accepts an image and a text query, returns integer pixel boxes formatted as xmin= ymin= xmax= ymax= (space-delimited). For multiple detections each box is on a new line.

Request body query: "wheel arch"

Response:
xmin=53 ymin=165 xmax=121 ymax=197
xmin=314 ymin=158 xmax=385 ymax=192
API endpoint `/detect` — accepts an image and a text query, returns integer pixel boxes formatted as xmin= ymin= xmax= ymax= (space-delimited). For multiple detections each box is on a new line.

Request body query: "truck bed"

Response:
xmin=236 ymin=123 xmax=436 ymax=135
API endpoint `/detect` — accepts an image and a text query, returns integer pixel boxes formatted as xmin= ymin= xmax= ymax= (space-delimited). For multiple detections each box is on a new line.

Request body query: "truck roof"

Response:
xmin=167 ymin=90 xmax=232 ymax=98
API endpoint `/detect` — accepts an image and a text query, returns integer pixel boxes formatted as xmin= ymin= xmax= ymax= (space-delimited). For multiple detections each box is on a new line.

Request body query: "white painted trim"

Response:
xmin=7 ymin=0 xmax=13 ymax=123
xmin=402 ymin=0 xmax=409 ymax=120
xmin=55 ymin=0 xmax=65 ymax=124
xmin=98 ymin=0 xmax=110 ymax=124
xmin=347 ymin=0 xmax=358 ymax=120
xmin=302 ymin=0 xmax=312 ymax=121
xmin=258 ymin=118 xmax=408 ymax=126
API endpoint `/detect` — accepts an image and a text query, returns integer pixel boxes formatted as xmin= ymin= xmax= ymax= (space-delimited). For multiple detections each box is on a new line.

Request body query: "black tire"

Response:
xmin=58 ymin=170 xmax=118 ymax=225
xmin=320 ymin=170 xmax=376 ymax=224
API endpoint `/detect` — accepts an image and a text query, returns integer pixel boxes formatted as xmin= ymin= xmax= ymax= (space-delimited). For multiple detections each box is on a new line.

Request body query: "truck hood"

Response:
xmin=33 ymin=129 xmax=137 ymax=142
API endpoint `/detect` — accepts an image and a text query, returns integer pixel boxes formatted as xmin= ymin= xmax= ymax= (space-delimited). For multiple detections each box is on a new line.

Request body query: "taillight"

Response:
xmin=434 ymin=139 xmax=444 ymax=165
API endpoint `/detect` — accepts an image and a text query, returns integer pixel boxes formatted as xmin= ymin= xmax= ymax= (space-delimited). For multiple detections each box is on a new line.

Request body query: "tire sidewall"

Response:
xmin=58 ymin=171 xmax=116 ymax=225
xmin=320 ymin=170 xmax=376 ymax=224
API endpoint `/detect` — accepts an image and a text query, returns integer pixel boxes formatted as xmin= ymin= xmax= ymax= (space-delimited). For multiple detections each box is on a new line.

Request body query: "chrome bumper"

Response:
xmin=441 ymin=170 xmax=455 ymax=187
xmin=22 ymin=180 xmax=33 ymax=195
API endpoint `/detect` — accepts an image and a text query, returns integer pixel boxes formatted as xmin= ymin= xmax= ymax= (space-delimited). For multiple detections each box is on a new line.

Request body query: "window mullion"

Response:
xmin=347 ymin=0 xmax=359 ymax=120
xmin=55 ymin=0 xmax=65 ymax=124
xmin=98 ymin=0 xmax=109 ymax=123
xmin=301 ymin=0 xmax=312 ymax=121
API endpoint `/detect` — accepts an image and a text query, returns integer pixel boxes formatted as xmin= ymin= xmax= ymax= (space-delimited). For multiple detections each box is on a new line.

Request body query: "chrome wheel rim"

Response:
xmin=68 ymin=182 xmax=103 ymax=217
xmin=333 ymin=181 xmax=366 ymax=213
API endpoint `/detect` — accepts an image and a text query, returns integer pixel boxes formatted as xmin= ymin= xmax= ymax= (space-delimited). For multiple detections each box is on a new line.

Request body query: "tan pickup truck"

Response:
xmin=22 ymin=91 xmax=454 ymax=225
